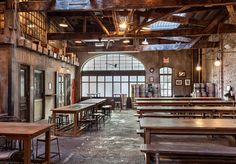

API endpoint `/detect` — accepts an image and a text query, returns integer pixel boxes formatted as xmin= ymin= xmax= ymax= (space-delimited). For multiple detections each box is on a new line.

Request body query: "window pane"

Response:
xmin=113 ymin=83 xmax=121 ymax=94
xmin=98 ymin=83 xmax=105 ymax=97
xmin=105 ymin=76 xmax=112 ymax=82
xmin=89 ymin=83 xmax=96 ymax=94
xmin=82 ymin=76 xmax=89 ymax=82
xmin=138 ymin=76 xmax=145 ymax=82
xmin=82 ymin=83 xmax=89 ymax=97
xmin=105 ymin=83 xmax=112 ymax=97
xmin=114 ymin=76 xmax=121 ymax=82
xmin=130 ymin=76 xmax=137 ymax=82
xmin=98 ymin=76 xmax=104 ymax=82
xmin=90 ymin=76 xmax=96 ymax=82
xmin=121 ymin=83 xmax=129 ymax=96
xmin=121 ymin=76 xmax=129 ymax=82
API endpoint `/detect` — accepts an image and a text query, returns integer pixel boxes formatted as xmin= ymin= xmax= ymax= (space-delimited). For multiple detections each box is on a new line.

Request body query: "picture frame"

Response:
xmin=149 ymin=76 xmax=154 ymax=82
xmin=185 ymin=79 xmax=191 ymax=86
xmin=178 ymin=71 xmax=186 ymax=77
xmin=175 ymin=79 xmax=183 ymax=86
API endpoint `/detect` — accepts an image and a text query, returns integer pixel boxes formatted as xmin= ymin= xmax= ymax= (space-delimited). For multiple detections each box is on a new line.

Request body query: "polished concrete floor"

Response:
xmin=35 ymin=110 xmax=235 ymax=164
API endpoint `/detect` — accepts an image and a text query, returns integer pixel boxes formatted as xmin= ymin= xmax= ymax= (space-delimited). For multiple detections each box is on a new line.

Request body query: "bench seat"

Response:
xmin=140 ymin=142 xmax=236 ymax=164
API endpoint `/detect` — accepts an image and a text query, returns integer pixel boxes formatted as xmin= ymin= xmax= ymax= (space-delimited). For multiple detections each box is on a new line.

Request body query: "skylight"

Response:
xmin=148 ymin=13 xmax=186 ymax=30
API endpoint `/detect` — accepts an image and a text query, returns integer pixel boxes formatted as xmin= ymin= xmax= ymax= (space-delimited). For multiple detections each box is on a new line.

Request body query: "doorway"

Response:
xmin=19 ymin=65 xmax=30 ymax=122
xmin=34 ymin=70 xmax=44 ymax=121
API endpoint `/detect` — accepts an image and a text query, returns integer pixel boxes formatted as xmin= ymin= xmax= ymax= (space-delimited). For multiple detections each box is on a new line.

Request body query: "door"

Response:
xmin=58 ymin=74 xmax=64 ymax=107
xmin=19 ymin=65 xmax=30 ymax=122
xmin=34 ymin=70 xmax=44 ymax=121
xmin=64 ymin=74 xmax=71 ymax=106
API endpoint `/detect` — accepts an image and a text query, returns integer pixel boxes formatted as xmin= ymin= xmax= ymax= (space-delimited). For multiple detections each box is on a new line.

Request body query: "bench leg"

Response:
xmin=145 ymin=153 xmax=151 ymax=164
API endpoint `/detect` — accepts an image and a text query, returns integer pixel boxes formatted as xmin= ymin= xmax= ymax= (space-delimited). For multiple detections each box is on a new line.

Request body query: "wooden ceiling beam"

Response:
xmin=18 ymin=0 xmax=236 ymax=12
xmin=226 ymin=5 xmax=236 ymax=24
xmin=112 ymin=11 xmax=119 ymax=34
xmin=67 ymin=41 xmax=219 ymax=52
xmin=90 ymin=11 xmax=110 ymax=35
xmin=47 ymin=23 xmax=236 ymax=40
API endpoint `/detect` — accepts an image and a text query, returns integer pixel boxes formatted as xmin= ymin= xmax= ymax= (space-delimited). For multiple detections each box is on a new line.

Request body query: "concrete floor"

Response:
xmin=46 ymin=110 xmax=144 ymax=164
xmin=36 ymin=110 xmax=235 ymax=164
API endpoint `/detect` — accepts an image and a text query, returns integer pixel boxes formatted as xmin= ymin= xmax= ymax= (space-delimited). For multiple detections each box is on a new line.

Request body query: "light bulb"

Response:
xmin=196 ymin=64 xmax=201 ymax=71
xmin=142 ymin=39 xmax=149 ymax=45
xmin=214 ymin=58 xmax=221 ymax=66
xmin=123 ymin=39 xmax=130 ymax=44
xmin=59 ymin=23 xmax=68 ymax=27
xmin=119 ymin=22 xmax=127 ymax=29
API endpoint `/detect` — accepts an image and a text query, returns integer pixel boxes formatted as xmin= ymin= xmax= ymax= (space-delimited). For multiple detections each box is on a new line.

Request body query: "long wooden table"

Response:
xmin=140 ymin=118 xmax=236 ymax=144
xmin=0 ymin=122 xmax=53 ymax=164
xmin=137 ymin=106 xmax=236 ymax=118
xmin=135 ymin=100 xmax=235 ymax=106
xmin=51 ymin=103 xmax=95 ymax=136
xmin=79 ymin=98 xmax=107 ymax=105
xmin=135 ymin=97 xmax=222 ymax=101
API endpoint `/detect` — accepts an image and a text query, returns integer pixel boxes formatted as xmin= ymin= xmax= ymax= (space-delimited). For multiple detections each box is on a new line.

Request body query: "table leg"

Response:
xmin=45 ymin=130 xmax=51 ymax=163
xmin=73 ymin=113 xmax=78 ymax=136
xmin=144 ymin=128 xmax=151 ymax=144
xmin=52 ymin=112 xmax=57 ymax=135
xmin=23 ymin=138 xmax=31 ymax=164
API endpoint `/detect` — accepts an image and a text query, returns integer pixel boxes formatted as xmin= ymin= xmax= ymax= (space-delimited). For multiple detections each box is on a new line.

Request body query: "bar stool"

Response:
xmin=36 ymin=135 xmax=61 ymax=160
xmin=101 ymin=105 xmax=112 ymax=117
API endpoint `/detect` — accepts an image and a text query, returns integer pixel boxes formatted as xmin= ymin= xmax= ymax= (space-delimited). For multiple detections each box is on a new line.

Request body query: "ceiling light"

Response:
xmin=27 ymin=24 xmax=35 ymax=28
xmin=196 ymin=63 xmax=201 ymax=71
xmin=123 ymin=39 xmax=130 ymax=44
xmin=141 ymin=27 xmax=151 ymax=31
xmin=59 ymin=23 xmax=68 ymax=28
xmin=119 ymin=22 xmax=127 ymax=29
xmin=75 ymin=40 xmax=82 ymax=44
xmin=142 ymin=39 xmax=149 ymax=45
xmin=214 ymin=57 xmax=221 ymax=67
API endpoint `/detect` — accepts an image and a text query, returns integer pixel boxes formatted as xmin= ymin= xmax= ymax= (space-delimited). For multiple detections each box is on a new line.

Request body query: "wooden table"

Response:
xmin=135 ymin=100 xmax=235 ymax=106
xmin=137 ymin=106 xmax=236 ymax=118
xmin=135 ymin=97 xmax=222 ymax=101
xmin=0 ymin=122 xmax=53 ymax=164
xmin=51 ymin=103 xmax=95 ymax=136
xmin=140 ymin=118 xmax=236 ymax=144
xmin=79 ymin=98 xmax=107 ymax=105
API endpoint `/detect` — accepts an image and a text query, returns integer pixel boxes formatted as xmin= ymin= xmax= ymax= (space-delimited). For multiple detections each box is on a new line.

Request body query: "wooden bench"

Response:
xmin=134 ymin=113 xmax=204 ymax=119
xmin=140 ymin=142 xmax=236 ymax=164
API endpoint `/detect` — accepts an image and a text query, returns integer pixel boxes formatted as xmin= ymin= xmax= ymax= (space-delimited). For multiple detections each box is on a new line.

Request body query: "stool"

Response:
xmin=59 ymin=114 xmax=70 ymax=125
xmin=48 ymin=116 xmax=62 ymax=128
xmin=101 ymin=105 xmax=112 ymax=117
xmin=114 ymin=101 xmax=121 ymax=110
xmin=36 ymin=135 xmax=61 ymax=160
xmin=92 ymin=113 xmax=105 ymax=129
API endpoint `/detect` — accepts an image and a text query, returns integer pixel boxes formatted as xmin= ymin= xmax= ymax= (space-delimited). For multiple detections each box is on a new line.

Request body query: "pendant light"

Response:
xmin=142 ymin=38 xmax=149 ymax=45
xmin=196 ymin=52 xmax=201 ymax=71
xmin=214 ymin=57 xmax=221 ymax=66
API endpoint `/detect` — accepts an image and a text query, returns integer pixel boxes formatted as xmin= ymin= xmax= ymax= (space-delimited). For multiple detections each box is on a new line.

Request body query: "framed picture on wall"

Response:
xmin=175 ymin=79 xmax=183 ymax=86
xmin=178 ymin=71 xmax=186 ymax=77
xmin=185 ymin=79 xmax=191 ymax=86
xmin=149 ymin=76 xmax=154 ymax=82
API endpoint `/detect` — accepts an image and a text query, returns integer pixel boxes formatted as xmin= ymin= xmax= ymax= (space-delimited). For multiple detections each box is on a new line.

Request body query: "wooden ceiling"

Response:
xmin=15 ymin=0 xmax=236 ymax=52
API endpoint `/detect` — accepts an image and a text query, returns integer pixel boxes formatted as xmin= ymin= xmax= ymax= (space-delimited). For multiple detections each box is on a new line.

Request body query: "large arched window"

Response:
xmin=159 ymin=67 xmax=172 ymax=97
xmin=81 ymin=54 xmax=145 ymax=97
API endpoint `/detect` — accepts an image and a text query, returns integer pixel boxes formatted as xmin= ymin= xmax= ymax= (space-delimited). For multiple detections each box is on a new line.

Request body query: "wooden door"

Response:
xmin=64 ymin=74 xmax=71 ymax=106
xmin=19 ymin=66 xmax=30 ymax=122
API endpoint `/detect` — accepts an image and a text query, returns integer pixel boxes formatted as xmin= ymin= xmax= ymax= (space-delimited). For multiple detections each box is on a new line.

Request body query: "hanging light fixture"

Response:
xmin=59 ymin=20 xmax=68 ymax=27
xmin=142 ymin=38 xmax=149 ymax=45
xmin=214 ymin=57 xmax=221 ymax=66
xmin=123 ymin=39 xmax=130 ymax=44
xmin=196 ymin=51 xmax=201 ymax=71
xmin=196 ymin=63 xmax=201 ymax=71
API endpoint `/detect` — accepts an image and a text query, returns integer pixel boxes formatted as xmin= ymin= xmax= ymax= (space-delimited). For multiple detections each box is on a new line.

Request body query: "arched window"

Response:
xmin=81 ymin=54 xmax=145 ymax=97
xmin=159 ymin=67 xmax=172 ymax=97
